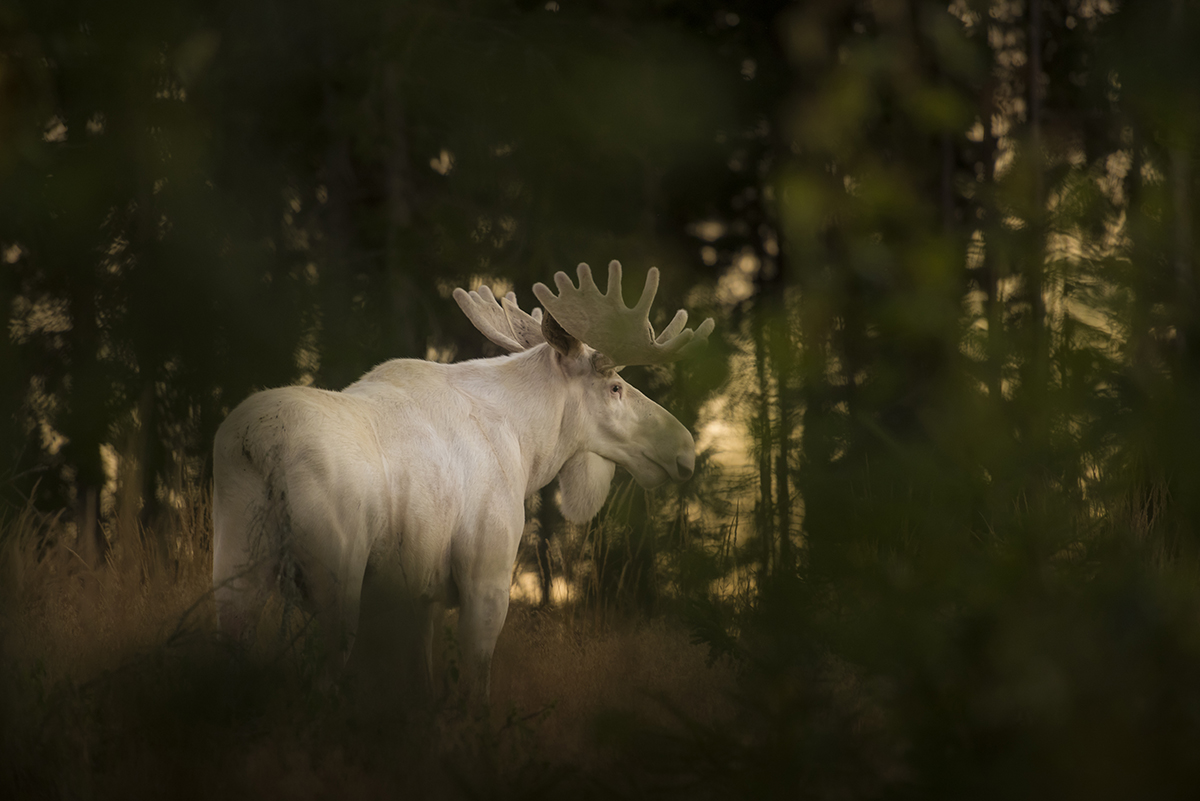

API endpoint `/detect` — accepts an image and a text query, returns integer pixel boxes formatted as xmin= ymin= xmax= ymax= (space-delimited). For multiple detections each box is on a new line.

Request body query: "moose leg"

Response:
xmin=425 ymin=601 xmax=444 ymax=695
xmin=288 ymin=542 xmax=370 ymax=682
xmin=213 ymin=557 xmax=274 ymax=648
xmin=457 ymin=582 xmax=512 ymax=709
xmin=452 ymin=508 xmax=523 ymax=710
xmin=352 ymin=565 xmax=440 ymax=710
xmin=212 ymin=494 xmax=276 ymax=649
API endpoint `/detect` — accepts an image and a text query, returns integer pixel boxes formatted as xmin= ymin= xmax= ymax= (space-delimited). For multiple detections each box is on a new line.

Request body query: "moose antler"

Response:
xmin=532 ymin=261 xmax=714 ymax=366
xmin=453 ymin=284 xmax=546 ymax=353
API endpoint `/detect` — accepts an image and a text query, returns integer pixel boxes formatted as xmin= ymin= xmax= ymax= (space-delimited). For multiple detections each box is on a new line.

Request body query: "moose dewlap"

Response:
xmin=211 ymin=261 xmax=713 ymax=704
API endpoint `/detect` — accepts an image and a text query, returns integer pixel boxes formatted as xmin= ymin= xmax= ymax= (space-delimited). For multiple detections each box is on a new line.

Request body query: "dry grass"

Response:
xmin=491 ymin=607 xmax=738 ymax=767
xmin=0 ymin=489 xmax=215 ymax=684
xmin=0 ymin=490 xmax=738 ymax=800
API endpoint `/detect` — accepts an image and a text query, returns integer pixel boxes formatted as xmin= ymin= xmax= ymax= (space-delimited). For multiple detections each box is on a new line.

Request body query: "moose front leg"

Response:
xmin=457 ymin=581 xmax=512 ymax=710
xmin=449 ymin=504 xmax=523 ymax=710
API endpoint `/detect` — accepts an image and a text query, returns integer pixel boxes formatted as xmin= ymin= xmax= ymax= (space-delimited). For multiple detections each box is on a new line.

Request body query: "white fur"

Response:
xmin=211 ymin=342 xmax=695 ymax=704
xmin=556 ymin=452 xmax=618 ymax=524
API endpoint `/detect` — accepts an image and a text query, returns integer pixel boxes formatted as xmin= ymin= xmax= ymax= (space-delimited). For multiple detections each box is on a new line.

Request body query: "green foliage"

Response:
xmin=659 ymin=0 xmax=1200 ymax=797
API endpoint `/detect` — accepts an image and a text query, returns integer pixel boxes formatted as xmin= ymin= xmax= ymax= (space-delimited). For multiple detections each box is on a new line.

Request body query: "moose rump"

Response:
xmin=211 ymin=380 xmax=475 ymax=700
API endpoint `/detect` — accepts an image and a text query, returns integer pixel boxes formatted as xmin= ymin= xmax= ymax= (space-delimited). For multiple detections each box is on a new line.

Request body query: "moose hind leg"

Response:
xmin=212 ymin=465 xmax=282 ymax=650
xmin=350 ymin=568 xmax=440 ymax=710
xmin=213 ymin=506 xmax=276 ymax=650
xmin=284 ymin=546 xmax=369 ymax=684
xmin=214 ymin=557 xmax=274 ymax=649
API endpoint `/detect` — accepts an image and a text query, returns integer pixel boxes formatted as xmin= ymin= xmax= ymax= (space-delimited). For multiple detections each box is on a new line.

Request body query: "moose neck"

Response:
xmin=450 ymin=344 xmax=594 ymax=498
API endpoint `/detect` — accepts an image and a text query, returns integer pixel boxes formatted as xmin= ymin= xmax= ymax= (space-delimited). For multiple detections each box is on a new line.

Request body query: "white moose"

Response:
xmin=211 ymin=261 xmax=713 ymax=704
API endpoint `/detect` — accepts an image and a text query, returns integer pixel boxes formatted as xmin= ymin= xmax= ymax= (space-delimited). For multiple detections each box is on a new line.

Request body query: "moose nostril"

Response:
xmin=676 ymin=454 xmax=695 ymax=480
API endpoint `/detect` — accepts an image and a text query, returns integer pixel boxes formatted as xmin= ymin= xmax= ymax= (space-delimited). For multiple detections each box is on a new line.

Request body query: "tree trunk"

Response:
xmin=1171 ymin=147 xmax=1193 ymax=357
xmin=381 ymin=57 xmax=420 ymax=362
xmin=1027 ymin=0 xmax=1050 ymax=445
xmin=753 ymin=307 xmax=775 ymax=578
xmin=317 ymin=69 xmax=362 ymax=389
xmin=137 ymin=382 xmax=161 ymax=530
xmin=769 ymin=263 xmax=794 ymax=573
xmin=774 ymin=371 xmax=793 ymax=572
xmin=536 ymin=483 xmax=561 ymax=608
xmin=74 ymin=480 xmax=104 ymax=569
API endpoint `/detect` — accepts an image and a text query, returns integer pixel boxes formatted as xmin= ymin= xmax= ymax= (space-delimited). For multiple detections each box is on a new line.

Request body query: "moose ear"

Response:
xmin=541 ymin=309 xmax=583 ymax=359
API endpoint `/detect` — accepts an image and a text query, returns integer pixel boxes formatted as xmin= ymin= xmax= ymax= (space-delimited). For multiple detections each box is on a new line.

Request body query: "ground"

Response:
xmin=0 ymin=499 xmax=739 ymax=800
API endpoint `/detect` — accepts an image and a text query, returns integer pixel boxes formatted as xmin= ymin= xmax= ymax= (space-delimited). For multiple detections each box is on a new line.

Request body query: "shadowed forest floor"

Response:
xmin=0 ymin=499 xmax=740 ymax=800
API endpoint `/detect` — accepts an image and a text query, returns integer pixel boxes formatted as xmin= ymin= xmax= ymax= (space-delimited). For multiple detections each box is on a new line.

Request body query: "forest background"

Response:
xmin=4 ymin=0 xmax=1200 ymax=798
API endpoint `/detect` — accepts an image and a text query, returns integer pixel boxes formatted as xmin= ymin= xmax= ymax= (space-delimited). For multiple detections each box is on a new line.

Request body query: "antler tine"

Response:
xmin=512 ymin=293 xmax=544 ymax=325
xmin=604 ymin=260 xmax=624 ymax=306
xmin=656 ymin=309 xmax=689 ymax=344
xmin=632 ymin=263 xmax=660 ymax=317
xmin=453 ymin=283 xmax=546 ymax=353
xmin=675 ymin=317 xmax=715 ymax=360
xmin=573 ymin=262 xmax=603 ymax=299
xmin=532 ymin=260 xmax=714 ymax=367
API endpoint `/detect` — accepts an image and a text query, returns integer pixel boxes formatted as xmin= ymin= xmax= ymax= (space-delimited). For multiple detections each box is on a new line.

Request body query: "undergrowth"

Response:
xmin=0 ymin=490 xmax=739 ymax=800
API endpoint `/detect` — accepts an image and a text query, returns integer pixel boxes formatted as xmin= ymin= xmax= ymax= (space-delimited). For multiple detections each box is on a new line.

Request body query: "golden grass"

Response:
xmin=0 ymin=489 xmax=738 ymax=799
